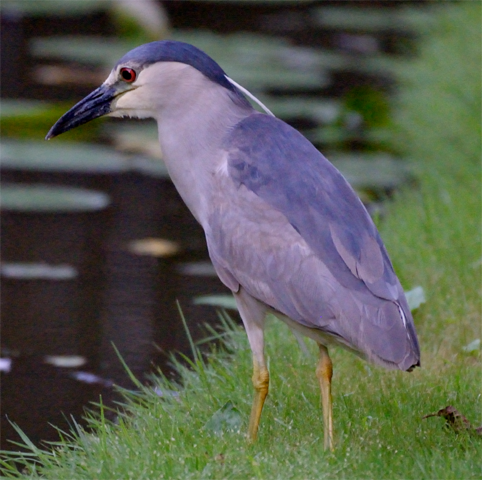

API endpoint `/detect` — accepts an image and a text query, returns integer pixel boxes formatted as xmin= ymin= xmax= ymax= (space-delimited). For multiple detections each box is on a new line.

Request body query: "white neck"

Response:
xmin=154 ymin=68 xmax=252 ymax=226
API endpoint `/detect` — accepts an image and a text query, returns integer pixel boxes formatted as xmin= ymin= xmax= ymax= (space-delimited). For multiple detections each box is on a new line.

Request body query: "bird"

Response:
xmin=46 ymin=40 xmax=421 ymax=450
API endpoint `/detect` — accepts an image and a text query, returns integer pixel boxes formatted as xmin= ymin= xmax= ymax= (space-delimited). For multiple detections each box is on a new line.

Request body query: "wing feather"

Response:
xmin=225 ymin=113 xmax=398 ymax=301
xmin=205 ymin=113 xmax=420 ymax=368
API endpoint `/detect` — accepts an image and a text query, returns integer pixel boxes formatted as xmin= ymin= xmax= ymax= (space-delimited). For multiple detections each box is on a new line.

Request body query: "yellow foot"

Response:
xmin=247 ymin=359 xmax=269 ymax=442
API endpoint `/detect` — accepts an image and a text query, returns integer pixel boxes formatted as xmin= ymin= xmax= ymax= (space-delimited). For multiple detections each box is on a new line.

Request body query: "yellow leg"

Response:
xmin=247 ymin=357 xmax=269 ymax=442
xmin=316 ymin=344 xmax=334 ymax=451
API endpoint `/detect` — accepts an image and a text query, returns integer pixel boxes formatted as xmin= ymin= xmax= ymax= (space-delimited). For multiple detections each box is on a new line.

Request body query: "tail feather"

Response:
xmin=354 ymin=297 xmax=420 ymax=372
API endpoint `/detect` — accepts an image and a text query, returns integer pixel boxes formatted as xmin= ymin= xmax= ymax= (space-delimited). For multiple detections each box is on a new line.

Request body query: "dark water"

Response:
xmin=0 ymin=0 xmax=419 ymax=452
xmin=1 ymin=163 xmax=229 ymax=450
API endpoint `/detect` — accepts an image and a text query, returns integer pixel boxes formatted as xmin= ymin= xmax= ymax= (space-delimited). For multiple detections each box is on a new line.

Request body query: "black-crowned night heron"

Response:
xmin=47 ymin=40 xmax=420 ymax=450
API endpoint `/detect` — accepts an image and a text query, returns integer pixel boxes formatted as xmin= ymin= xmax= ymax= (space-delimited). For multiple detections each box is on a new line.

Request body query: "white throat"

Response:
xmin=153 ymin=65 xmax=253 ymax=226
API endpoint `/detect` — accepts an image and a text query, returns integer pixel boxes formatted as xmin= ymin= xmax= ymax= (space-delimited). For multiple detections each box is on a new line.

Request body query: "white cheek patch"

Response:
xmin=109 ymin=84 xmax=155 ymax=119
xmin=105 ymin=62 xmax=202 ymax=121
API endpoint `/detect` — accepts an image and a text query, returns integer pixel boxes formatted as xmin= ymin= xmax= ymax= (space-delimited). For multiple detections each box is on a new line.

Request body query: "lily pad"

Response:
xmin=329 ymin=153 xmax=411 ymax=190
xmin=1 ymin=140 xmax=128 ymax=173
xmin=0 ymin=99 xmax=54 ymax=117
xmin=31 ymin=36 xmax=135 ymax=67
xmin=0 ymin=100 xmax=97 ymax=141
xmin=193 ymin=295 xmax=237 ymax=310
xmin=1 ymin=262 xmax=78 ymax=280
xmin=312 ymin=6 xmax=423 ymax=32
xmin=0 ymin=184 xmax=110 ymax=212
xmin=44 ymin=355 xmax=87 ymax=368
xmin=1 ymin=0 xmax=107 ymax=16
xmin=177 ymin=261 xmax=218 ymax=277
xmin=259 ymin=96 xmax=341 ymax=123
xmin=1 ymin=139 xmax=171 ymax=179
xmin=31 ymin=32 xmax=330 ymax=91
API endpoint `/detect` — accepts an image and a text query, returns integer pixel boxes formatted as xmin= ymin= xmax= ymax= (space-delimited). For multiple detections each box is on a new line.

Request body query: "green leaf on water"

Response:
xmin=0 ymin=100 xmax=98 ymax=141
xmin=31 ymin=36 xmax=136 ymax=67
xmin=329 ymin=153 xmax=411 ymax=190
xmin=312 ymin=5 xmax=430 ymax=32
xmin=193 ymin=295 xmax=238 ymax=310
xmin=0 ymin=140 xmax=128 ymax=173
xmin=1 ymin=0 xmax=107 ymax=16
xmin=0 ymin=184 xmax=110 ymax=212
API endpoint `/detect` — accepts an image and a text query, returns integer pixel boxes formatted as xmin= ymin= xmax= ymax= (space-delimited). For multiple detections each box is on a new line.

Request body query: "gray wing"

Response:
xmin=206 ymin=113 xmax=419 ymax=368
xmin=225 ymin=113 xmax=398 ymax=300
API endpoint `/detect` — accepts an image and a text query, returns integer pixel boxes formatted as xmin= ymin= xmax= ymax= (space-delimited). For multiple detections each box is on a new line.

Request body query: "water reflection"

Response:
xmin=1 ymin=165 xmax=230 ymax=451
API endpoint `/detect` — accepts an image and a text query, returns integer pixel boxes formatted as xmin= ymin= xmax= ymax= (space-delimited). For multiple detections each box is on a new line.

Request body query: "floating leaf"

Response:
xmin=0 ymin=99 xmax=55 ymax=117
xmin=0 ymin=262 xmax=77 ymax=280
xmin=31 ymin=36 xmax=136 ymax=67
xmin=258 ymin=96 xmax=341 ymax=123
xmin=129 ymin=156 xmax=170 ymax=179
xmin=1 ymin=0 xmax=106 ymax=16
xmin=193 ymin=295 xmax=237 ymax=310
xmin=329 ymin=153 xmax=411 ymax=190
xmin=177 ymin=261 xmax=217 ymax=278
xmin=44 ymin=355 xmax=87 ymax=368
xmin=1 ymin=140 xmax=129 ymax=173
xmin=203 ymin=401 xmax=242 ymax=436
xmin=0 ymin=184 xmax=110 ymax=212
xmin=312 ymin=6 xmax=427 ymax=32
xmin=71 ymin=371 xmax=113 ymax=388
xmin=34 ymin=64 xmax=105 ymax=88
xmin=0 ymin=100 xmax=96 ymax=141
xmin=405 ymin=286 xmax=426 ymax=311
xmin=1 ymin=139 xmax=169 ymax=179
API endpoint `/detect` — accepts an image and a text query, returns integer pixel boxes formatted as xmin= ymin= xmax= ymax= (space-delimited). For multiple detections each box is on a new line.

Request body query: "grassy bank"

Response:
xmin=4 ymin=315 xmax=480 ymax=480
xmin=2 ymin=4 xmax=481 ymax=479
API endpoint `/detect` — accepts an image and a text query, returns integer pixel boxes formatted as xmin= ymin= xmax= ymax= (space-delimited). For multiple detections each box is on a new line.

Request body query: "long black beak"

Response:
xmin=45 ymin=84 xmax=118 ymax=140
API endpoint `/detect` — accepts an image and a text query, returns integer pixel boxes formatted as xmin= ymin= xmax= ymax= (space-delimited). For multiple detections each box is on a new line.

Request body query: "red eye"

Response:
xmin=120 ymin=67 xmax=136 ymax=83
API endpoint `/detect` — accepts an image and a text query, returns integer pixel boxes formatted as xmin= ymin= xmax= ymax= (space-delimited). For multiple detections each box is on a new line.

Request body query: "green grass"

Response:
xmin=382 ymin=3 xmax=481 ymax=359
xmin=390 ymin=4 xmax=481 ymax=180
xmin=2 ymin=316 xmax=480 ymax=479
xmin=1 ymin=3 xmax=481 ymax=479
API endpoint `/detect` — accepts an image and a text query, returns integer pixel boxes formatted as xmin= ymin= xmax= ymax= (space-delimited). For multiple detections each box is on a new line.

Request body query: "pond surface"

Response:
xmin=1 ymin=155 xmax=229 ymax=450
